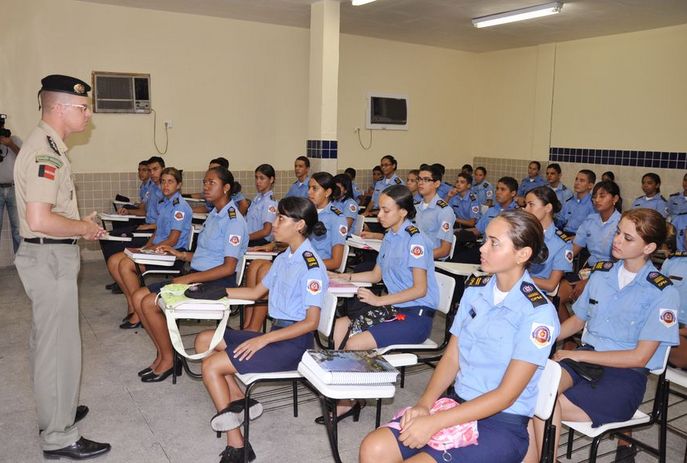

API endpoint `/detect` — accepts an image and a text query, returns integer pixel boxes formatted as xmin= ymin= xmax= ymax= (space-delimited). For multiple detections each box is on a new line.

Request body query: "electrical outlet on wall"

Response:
xmin=164 ymin=120 xmax=173 ymax=129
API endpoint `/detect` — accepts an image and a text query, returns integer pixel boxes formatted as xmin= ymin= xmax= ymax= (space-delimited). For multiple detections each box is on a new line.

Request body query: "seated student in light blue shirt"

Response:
xmin=332 ymin=173 xmax=359 ymax=234
xmin=194 ymin=196 xmax=328 ymax=463
xmin=447 ymin=172 xmax=481 ymax=229
xmin=406 ymin=169 xmax=422 ymax=204
xmin=361 ymin=209 xmax=559 ymax=463
xmin=474 ymin=176 xmax=519 ymax=237
xmin=137 ymin=160 xmax=151 ymax=203
xmin=555 ymin=169 xmax=596 ymax=235
xmin=516 ymin=161 xmax=547 ymax=204
xmin=661 ymin=244 xmax=687 ymax=368
xmin=132 ymin=167 xmax=248 ymax=383
xmin=668 ymin=173 xmax=687 ymax=216
xmin=116 ymin=156 xmax=165 ymax=227
xmin=545 ymin=163 xmax=573 ymax=215
xmin=365 ymin=154 xmax=404 ymax=214
xmin=414 ymin=165 xmax=456 ymax=261
xmin=524 ymin=186 xmax=573 ymax=295
xmin=430 ymin=163 xmax=453 ymax=200
xmin=246 ymin=164 xmax=278 ymax=246
xmin=344 ymin=167 xmax=363 ymax=202
xmin=284 ymin=155 xmax=310 ymax=198
xmin=631 ymin=172 xmax=669 ymax=218
xmin=532 ymin=209 xmax=678 ymax=462
xmin=472 ymin=166 xmax=495 ymax=207
xmin=188 ymin=157 xmax=250 ymax=216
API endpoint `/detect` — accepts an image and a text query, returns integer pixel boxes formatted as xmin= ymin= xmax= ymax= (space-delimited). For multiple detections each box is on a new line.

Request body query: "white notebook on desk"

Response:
xmin=124 ymin=247 xmax=176 ymax=262
xmin=301 ymin=350 xmax=398 ymax=385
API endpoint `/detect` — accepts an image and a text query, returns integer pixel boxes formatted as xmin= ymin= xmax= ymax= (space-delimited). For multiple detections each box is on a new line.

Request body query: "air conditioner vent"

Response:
xmin=92 ymin=72 xmax=151 ymax=114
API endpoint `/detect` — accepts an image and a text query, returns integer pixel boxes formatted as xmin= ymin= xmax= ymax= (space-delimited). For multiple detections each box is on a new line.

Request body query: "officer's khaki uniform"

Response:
xmin=14 ymin=120 xmax=82 ymax=450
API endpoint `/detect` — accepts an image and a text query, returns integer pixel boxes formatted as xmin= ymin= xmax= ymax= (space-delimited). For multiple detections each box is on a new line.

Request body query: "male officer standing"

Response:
xmin=14 ymin=75 xmax=111 ymax=459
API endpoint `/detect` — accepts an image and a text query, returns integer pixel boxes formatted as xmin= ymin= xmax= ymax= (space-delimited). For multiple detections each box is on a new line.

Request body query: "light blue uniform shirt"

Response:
xmin=351 ymin=181 xmax=362 ymax=201
xmin=376 ymin=220 xmax=439 ymax=309
xmin=573 ymin=260 xmax=679 ymax=371
xmin=450 ymin=272 xmax=559 ymax=416
xmin=414 ymin=195 xmax=456 ymax=255
xmin=261 ymin=239 xmax=328 ymax=322
xmin=573 ymin=210 xmax=621 ymax=266
xmin=311 ymin=205 xmax=348 ymax=261
xmin=556 ymin=193 xmax=594 ymax=234
xmin=371 ymin=174 xmax=404 ymax=209
xmin=631 ymin=195 xmax=669 ymax=218
xmin=191 ymin=200 xmax=248 ymax=272
xmin=668 ymin=193 xmax=687 ymax=216
xmin=448 ymin=191 xmax=481 ymax=223
xmin=139 ymin=179 xmax=152 ymax=203
xmin=518 ymin=175 xmax=547 ymax=197
xmin=475 ymin=200 xmax=518 ymax=235
xmin=145 ymin=182 xmax=164 ymax=224
xmin=472 ymin=181 xmax=495 ymax=206
xmin=332 ymin=197 xmax=358 ymax=225
xmin=529 ymin=226 xmax=573 ymax=279
xmin=437 ymin=182 xmax=453 ymax=200
xmin=153 ymin=192 xmax=192 ymax=248
xmin=550 ymin=183 xmax=573 ymax=206
xmin=285 ymin=176 xmax=310 ymax=198
xmin=660 ymin=252 xmax=687 ymax=324
xmin=246 ymin=191 xmax=278 ymax=241
xmin=671 ymin=213 xmax=687 ymax=252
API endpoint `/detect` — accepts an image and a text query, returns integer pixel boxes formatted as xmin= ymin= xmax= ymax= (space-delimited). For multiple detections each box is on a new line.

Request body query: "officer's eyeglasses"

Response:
xmin=417 ymin=177 xmax=435 ymax=183
xmin=60 ymin=103 xmax=91 ymax=113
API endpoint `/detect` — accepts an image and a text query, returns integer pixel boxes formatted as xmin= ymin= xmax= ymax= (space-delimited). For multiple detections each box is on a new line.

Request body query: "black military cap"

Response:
xmin=40 ymin=74 xmax=91 ymax=96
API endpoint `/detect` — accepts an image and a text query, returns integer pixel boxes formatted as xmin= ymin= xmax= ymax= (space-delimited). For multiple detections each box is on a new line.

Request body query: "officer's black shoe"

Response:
xmin=219 ymin=443 xmax=255 ymax=463
xmin=104 ymin=282 xmax=116 ymax=290
xmin=110 ymin=283 xmax=123 ymax=294
xmin=614 ymin=444 xmax=637 ymax=463
xmin=39 ymin=405 xmax=89 ymax=434
xmin=43 ymin=437 xmax=111 ymax=460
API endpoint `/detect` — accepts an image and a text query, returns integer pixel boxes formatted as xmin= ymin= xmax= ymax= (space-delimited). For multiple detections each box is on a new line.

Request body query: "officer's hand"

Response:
xmin=82 ymin=212 xmax=105 ymax=240
xmin=399 ymin=415 xmax=438 ymax=449
xmin=357 ymin=288 xmax=381 ymax=306
xmin=233 ymin=335 xmax=269 ymax=361
xmin=400 ymin=405 xmax=430 ymax=429
xmin=154 ymin=244 xmax=176 ymax=255
xmin=0 ymin=136 xmax=11 ymax=146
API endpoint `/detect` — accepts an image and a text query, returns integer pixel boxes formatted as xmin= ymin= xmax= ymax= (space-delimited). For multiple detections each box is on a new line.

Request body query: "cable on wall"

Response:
xmin=151 ymin=108 xmax=169 ymax=155
xmin=355 ymin=127 xmax=373 ymax=150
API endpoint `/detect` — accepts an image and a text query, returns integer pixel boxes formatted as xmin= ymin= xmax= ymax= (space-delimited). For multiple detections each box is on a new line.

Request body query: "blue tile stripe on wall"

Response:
xmin=549 ymin=147 xmax=687 ymax=169
xmin=307 ymin=139 xmax=338 ymax=159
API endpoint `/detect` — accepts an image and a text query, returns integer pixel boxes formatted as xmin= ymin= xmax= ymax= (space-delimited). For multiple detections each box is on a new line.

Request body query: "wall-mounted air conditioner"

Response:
xmin=92 ymin=71 xmax=151 ymax=114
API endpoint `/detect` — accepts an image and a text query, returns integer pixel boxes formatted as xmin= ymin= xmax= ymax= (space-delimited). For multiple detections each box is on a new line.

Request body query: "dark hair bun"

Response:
xmin=531 ymin=243 xmax=549 ymax=265
xmin=312 ymin=221 xmax=327 ymax=237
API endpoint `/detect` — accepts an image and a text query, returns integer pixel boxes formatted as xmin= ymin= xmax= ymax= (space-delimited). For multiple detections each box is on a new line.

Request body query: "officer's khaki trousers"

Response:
xmin=15 ymin=242 xmax=81 ymax=450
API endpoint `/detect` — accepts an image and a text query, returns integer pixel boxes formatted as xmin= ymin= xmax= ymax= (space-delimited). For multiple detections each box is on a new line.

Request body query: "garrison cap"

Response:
xmin=40 ymin=74 xmax=91 ymax=96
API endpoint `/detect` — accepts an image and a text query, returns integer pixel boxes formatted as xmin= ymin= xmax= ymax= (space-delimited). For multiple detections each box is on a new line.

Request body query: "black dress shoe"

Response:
xmin=137 ymin=367 xmax=153 ymax=377
xmin=111 ymin=283 xmax=123 ymax=294
xmin=141 ymin=363 xmax=182 ymax=383
xmin=105 ymin=282 xmax=117 ymax=290
xmin=315 ymin=400 xmax=364 ymax=425
xmin=43 ymin=437 xmax=111 ymax=460
xmin=219 ymin=443 xmax=256 ymax=463
xmin=119 ymin=320 xmax=142 ymax=329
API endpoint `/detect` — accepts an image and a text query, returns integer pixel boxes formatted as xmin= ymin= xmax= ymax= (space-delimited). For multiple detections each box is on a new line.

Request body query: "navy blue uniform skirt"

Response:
xmin=363 ymin=306 xmax=434 ymax=348
xmin=223 ymin=326 xmax=313 ymax=374
xmin=561 ymin=361 xmax=648 ymax=427
xmin=387 ymin=404 xmax=529 ymax=462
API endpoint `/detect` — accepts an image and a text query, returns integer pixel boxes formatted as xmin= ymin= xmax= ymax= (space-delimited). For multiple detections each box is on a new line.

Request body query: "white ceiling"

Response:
xmin=77 ymin=0 xmax=687 ymax=52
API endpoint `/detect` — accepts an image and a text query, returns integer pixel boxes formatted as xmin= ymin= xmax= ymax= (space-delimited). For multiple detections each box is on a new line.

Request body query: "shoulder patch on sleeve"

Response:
xmin=405 ymin=225 xmax=420 ymax=236
xmin=436 ymin=199 xmax=448 ymax=208
xmin=228 ymin=207 xmax=237 ymax=219
xmin=555 ymin=229 xmax=572 ymax=242
xmin=302 ymin=250 xmax=320 ymax=269
xmin=659 ymin=309 xmax=677 ymax=328
xmin=592 ymin=261 xmax=614 ymax=272
xmin=46 ymin=136 xmax=61 ymax=155
xmin=520 ymin=282 xmax=548 ymax=307
xmin=173 ymin=211 xmax=185 ymax=221
xmin=671 ymin=251 xmax=687 ymax=258
xmin=647 ymin=271 xmax=672 ymax=290
xmin=35 ymin=155 xmax=63 ymax=168
xmin=394 ymin=177 xmax=402 ymax=184
xmin=172 ymin=197 xmax=180 ymax=206
xmin=37 ymin=164 xmax=56 ymax=180
xmin=349 ymin=202 xmax=357 ymax=213
xmin=466 ymin=274 xmax=491 ymax=287
xmin=330 ymin=206 xmax=342 ymax=216
xmin=530 ymin=323 xmax=554 ymax=348
xmin=469 ymin=193 xmax=477 ymax=201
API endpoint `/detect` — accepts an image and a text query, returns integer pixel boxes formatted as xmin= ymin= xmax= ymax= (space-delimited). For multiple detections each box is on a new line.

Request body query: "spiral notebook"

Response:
xmin=301 ymin=349 xmax=398 ymax=385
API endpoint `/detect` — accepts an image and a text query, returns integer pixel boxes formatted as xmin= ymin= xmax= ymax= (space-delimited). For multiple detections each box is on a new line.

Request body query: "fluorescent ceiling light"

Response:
xmin=352 ymin=0 xmax=376 ymax=6
xmin=472 ymin=2 xmax=563 ymax=28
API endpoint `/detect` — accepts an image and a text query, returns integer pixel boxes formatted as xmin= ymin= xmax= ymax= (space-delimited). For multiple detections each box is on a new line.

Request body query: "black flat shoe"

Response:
xmin=137 ymin=367 xmax=153 ymax=377
xmin=122 ymin=313 xmax=134 ymax=323
xmin=219 ymin=443 xmax=256 ymax=463
xmin=43 ymin=437 xmax=111 ymax=460
xmin=111 ymin=284 xmax=123 ymax=294
xmin=105 ymin=282 xmax=117 ymax=290
xmin=615 ymin=444 xmax=637 ymax=463
xmin=119 ymin=320 xmax=142 ymax=329
xmin=141 ymin=363 xmax=182 ymax=383
xmin=315 ymin=400 xmax=364 ymax=425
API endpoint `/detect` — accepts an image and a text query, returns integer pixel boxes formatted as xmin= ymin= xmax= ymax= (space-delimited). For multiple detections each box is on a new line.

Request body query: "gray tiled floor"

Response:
xmin=1 ymin=262 xmax=687 ymax=462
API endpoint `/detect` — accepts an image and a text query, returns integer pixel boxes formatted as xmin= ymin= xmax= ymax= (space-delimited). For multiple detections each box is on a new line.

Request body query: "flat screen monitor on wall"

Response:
xmin=366 ymin=93 xmax=408 ymax=131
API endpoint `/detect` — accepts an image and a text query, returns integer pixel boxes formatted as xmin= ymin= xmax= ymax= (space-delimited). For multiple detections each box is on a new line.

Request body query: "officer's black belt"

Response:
xmin=0 ymin=183 xmax=14 ymax=188
xmin=24 ymin=238 xmax=78 ymax=245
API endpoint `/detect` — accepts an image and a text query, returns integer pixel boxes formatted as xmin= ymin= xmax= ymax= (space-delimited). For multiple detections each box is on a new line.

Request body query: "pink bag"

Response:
xmin=383 ymin=397 xmax=479 ymax=455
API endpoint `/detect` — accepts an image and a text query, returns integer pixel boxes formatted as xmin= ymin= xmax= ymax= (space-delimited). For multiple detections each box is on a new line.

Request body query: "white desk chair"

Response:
xmin=534 ymin=360 xmax=562 ymax=463
xmin=665 ymin=366 xmax=687 ymax=462
xmin=562 ymin=347 xmax=671 ymax=463
xmin=335 ymin=244 xmax=350 ymax=274
xmin=233 ymin=292 xmax=338 ymax=456
xmin=375 ymin=271 xmax=456 ymax=387
xmin=139 ymin=227 xmax=198 ymax=284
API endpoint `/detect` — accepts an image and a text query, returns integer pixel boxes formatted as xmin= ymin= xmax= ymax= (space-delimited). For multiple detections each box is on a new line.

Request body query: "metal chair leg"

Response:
xmin=400 ymin=366 xmax=406 ymax=389
xmin=566 ymin=428 xmax=574 ymax=459
xmin=375 ymin=398 xmax=382 ymax=428
xmin=588 ymin=436 xmax=601 ymax=463
xmin=292 ymin=380 xmax=299 ymax=417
